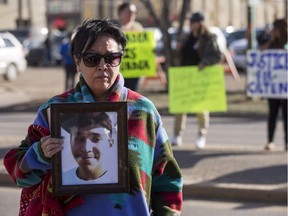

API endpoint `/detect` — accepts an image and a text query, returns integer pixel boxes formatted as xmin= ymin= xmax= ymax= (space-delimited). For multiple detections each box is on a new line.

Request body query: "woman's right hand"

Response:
xmin=40 ymin=135 xmax=64 ymax=159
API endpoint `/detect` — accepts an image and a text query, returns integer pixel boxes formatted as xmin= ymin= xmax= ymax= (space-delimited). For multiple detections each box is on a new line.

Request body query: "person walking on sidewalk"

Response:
xmin=117 ymin=2 xmax=144 ymax=91
xmin=60 ymin=32 xmax=77 ymax=90
xmin=171 ymin=12 xmax=222 ymax=148
xmin=3 ymin=19 xmax=182 ymax=215
xmin=264 ymin=18 xmax=288 ymax=151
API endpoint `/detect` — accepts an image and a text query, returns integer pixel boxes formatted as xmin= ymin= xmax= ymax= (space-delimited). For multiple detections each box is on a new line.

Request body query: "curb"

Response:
xmin=183 ymin=183 xmax=287 ymax=204
xmin=0 ymin=173 xmax=15 ymax=187
xmin=1 ymin=171 xmax=286 ymax=204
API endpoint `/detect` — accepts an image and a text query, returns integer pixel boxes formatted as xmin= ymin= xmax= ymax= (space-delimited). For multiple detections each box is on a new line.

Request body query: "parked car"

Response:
xmin=228 ymin=27 xmax=271 ymax=71
xmin=24 ymin=38 xmax=47 ymax=66
xmin=147 ymin=26 xmax=227 ymax=56
xmin=225 ymin=29 xmax=246 ymax=47
xmin=0 ymin=27 xmax=48 ymax=45
xmin=25 ymin=30 xmax=67 ymax=66
xmin=0 ymin=32 xmax=27 ymax=81
xmin=225 ymin=27 xmax=271 ymax=47
xmin=50 ymin=30 xmax=68 ymax=65
xmin=228 ymin=38 xmax=247 ymax=71
xmin=168 ymin=26 xmax=227 ymax=53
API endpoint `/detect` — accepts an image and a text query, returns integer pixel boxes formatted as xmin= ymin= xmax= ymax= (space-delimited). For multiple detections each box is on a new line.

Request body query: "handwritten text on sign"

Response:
xmin=247 ymin=49 xmax=288 ymax=99
xmin=169 ymin=65 xmax=227 ymax=113
xmin=121 ymin=31 xmax=156 ymax=78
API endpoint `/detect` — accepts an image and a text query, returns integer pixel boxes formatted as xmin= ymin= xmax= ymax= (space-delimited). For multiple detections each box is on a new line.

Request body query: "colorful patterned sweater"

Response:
xmin=4 ymin=74 xmax=183 ymax=216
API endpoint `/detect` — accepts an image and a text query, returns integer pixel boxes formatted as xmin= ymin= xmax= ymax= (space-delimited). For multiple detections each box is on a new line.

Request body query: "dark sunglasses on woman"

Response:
xmin=82 ymin=52 xmax=123 ymax=67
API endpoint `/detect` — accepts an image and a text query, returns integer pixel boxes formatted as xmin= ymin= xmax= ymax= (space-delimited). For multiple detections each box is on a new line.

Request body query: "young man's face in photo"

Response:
xmin=70 ymin=126 xmax=112 ymax=172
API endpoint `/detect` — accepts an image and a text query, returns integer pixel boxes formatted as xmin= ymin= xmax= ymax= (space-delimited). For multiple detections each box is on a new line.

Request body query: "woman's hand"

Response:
xmin=40 ymin=135 xmax=64 ymax=159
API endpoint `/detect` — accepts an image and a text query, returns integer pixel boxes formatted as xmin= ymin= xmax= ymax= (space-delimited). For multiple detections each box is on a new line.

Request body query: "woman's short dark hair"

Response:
xmin=71 ymin=19 xmax=127 ymax=59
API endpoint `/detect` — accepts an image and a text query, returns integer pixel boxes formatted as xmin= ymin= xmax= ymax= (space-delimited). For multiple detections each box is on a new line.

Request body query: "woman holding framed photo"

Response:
xmin=4 ymin=19 xmax=183 ymax=216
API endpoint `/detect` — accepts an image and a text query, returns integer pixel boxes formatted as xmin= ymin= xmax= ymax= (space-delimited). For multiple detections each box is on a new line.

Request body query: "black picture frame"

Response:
xmin=50 ymin=102 xmax=129 ymax=196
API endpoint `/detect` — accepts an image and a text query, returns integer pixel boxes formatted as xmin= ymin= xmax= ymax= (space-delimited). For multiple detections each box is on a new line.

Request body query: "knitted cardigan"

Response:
xmin=4 ymin=74 xmax=183 ymax=216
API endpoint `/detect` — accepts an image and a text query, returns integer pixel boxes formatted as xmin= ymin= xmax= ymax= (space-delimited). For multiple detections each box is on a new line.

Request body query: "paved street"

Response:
xmin=0 ymin=112 xmax=285 ymax=150
xmin=0 ymin=66 xmax=287 ymax=212
xmin=0 ymin=187 xmax=286 ymax=216
xmin=0 ymin=67 xmax=285 ymax=149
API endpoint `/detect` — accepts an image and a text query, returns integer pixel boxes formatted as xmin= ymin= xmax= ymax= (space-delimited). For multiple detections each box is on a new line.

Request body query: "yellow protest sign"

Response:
xmin=121 ymin=31 xmax=157 ymax=78
xmin=169 ymin=65 xmax=227 ymax=113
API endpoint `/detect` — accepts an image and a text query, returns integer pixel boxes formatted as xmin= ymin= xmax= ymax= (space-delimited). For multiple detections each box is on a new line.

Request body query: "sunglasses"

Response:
xmin=82 ymin=52 xmax=123 ymax=67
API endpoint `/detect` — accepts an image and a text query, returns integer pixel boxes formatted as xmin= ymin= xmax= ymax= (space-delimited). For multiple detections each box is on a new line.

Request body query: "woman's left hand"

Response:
xmin=40 ymin=135 xmax=64 ymax=159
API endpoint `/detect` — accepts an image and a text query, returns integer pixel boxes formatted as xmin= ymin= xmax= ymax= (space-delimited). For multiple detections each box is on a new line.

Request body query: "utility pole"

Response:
xmin=201 ymin=0 xmax=206 ymax=13
xmin=263 ymin=0 xmax=268 ymax=26
xmin=247 ymin=0 xmax=259 ymax=49
xmin=215 ymin=0 xmax=219 ymax=26
xmin=109 ymin=0 xmax=114 ymax=18
xmin=274 ymin=0 xmax=278 ymax=19
xmin=98 ymin=0 xmax=104 ymax=18
xmin=228 ymin=0 xmax=233 ymax=26
xmin=285 ymin=0 xmax=288 ymax=20
xmin=27 ymin=0 xmax=32 ymax=26
xmin=17 ymin=0 xmax=23 ymax=27
xmin=247 ymin=0 xmax=252 ymax=49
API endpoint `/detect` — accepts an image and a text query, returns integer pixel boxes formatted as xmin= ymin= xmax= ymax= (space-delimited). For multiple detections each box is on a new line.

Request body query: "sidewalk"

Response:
xmin=173 ymin=146 xmax=287 ymax=204
xmin=0 ymin=67 xmax=286 ymax=204
xmin=0 ymin=146 xmax=286 ymax=204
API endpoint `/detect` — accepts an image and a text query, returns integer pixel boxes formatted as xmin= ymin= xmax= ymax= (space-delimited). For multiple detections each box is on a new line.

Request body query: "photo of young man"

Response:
xmin=61 ymin=112 xmax=118 ymax=185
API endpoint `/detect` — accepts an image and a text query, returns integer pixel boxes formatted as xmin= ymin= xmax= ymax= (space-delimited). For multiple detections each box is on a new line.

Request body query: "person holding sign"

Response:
xmin=3 ymin=19 xmax=182 ymax=215
xmin=117 ymin=2 xmax=144 ymax=91
xmin=264 ymin=18 xmax=287 ymax=151
xmin=171 ymin=12 xmax=222 ymax=148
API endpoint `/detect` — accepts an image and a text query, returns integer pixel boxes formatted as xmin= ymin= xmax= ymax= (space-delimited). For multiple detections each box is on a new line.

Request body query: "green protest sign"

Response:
xmin=121 ymin=31 xmax=157 ymax=78
xmin=168 ymin=65 xmax=227 ymax=113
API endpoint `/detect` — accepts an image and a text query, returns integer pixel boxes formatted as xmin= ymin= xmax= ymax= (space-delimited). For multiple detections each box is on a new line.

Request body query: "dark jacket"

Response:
xmin=181 ymin=31 xmax=222 ymax=66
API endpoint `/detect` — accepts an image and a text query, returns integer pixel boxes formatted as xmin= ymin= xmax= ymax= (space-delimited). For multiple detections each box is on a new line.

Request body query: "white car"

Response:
xmin=168 ymin=26 xmax=227 ymax=53
xmin=0 ymin=32 xmax=27 ymax=81
xmin=228 ymin=38 xmax=247 ymax=71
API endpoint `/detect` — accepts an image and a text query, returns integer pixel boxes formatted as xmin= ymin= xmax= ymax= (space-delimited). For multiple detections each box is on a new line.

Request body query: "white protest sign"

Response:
xmin=247 ymin=49 xmax=288 ymax=99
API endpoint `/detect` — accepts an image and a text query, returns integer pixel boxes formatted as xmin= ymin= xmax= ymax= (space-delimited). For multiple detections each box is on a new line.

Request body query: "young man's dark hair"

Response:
xmin=61 ymin=112 xmax=113 ymax=139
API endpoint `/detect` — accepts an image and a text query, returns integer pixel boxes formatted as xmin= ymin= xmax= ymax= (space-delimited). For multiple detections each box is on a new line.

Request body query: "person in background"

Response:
xmin=171 ymin=12 xmax=222 ymax=149
xmin=264 ymin=18 xmax=287 ymax=151
xmin=117 ymin=2 xmax=143 ymax=31
xmin=256 ymin=25 xmax=271 ymax=51
xmin=60 ymin=32 xmax=77 ymax=90
xmin=4 ymin=19 xmax=182 ymax=215
xmin=117 ymin=2 xmax=143 ymax=91
xmin=44 ymin=31 xmax=52 ymax=66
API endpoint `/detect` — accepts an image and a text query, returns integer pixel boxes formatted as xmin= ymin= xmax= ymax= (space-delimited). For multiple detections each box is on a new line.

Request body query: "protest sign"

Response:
xmin=168 ymin=65 xmax=227 ymax=113
xmin=120 ymin=31 xmax=157 ymax=78
xmin=247 ymin=49 xmax=288 ymax=99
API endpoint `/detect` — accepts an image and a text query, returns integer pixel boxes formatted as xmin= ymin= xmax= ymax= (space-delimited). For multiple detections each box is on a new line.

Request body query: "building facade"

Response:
xmin=0 ymin=0 xmax=286 ymax=30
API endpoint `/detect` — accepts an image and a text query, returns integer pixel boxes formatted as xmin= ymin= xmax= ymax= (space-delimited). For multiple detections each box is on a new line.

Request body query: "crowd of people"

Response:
xmin=3 ymin=1 xmax=287 ymax=215
xmin=55 ymin=4 xmax=287 ymax=152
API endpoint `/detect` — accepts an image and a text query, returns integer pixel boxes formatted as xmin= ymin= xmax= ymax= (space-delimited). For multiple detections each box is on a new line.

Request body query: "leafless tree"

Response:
xmin=139 ymin=0 xmax=191 ymax=68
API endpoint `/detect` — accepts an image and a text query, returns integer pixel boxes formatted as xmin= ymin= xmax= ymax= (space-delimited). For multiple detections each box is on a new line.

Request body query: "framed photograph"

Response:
xmin=50 ymin=102 xmax=129 ymax=196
